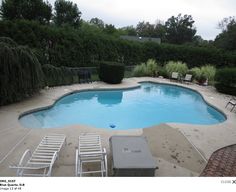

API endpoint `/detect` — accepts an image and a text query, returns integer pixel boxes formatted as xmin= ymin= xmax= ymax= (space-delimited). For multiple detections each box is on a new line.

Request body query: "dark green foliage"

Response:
xmin=0 ymin=0 xmax=52 ymax=24
xmin=135 ymin=21 xmax=166 ymax=39
xmin=103 ymin=24 xmax=116 ymax=34
xmin=0 ymin=20 xmax=235 ymax=69
xmin=136 ymin=21 xmax=156 ymax=37
xmin=99 ymin=61 xmax=125 ymax=84
xmin=165 ymin=14 xmax=196 ymax=44
xmin=0 ymin=37 xmax=17 ymax=46
xmin=89 ymin=18 xmax=105 ymax=29
xmin=215 ymin=68 xmax=236 ymax=96
xmin=215 ymin=17 xmax=236 ymax=51
xmin=120 ymin=26 xmax=137 ymax=36
xmin=53 ymin=0 xmax=81 ymax=27
xmin=42 ymin=64 xmax=79 ymax=87
xmin=0 ymin=38 xmax=43 ymax=106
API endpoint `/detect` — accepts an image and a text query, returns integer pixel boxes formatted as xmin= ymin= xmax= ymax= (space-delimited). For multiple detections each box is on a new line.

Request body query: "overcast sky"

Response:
xmin=1 ymin=0 xmax=235 ymax=40
xmin=49 ymin=0 xmax=236 ymax=40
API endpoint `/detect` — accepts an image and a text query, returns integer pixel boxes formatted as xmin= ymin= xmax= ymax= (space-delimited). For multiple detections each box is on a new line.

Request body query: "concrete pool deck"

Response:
xmin=0 ymin=77 xmax=235 ymax=176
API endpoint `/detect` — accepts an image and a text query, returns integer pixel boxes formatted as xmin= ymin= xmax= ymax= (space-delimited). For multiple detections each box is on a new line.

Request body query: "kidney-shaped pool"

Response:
xmin=19 ymin=82 xmax=226 ymax=129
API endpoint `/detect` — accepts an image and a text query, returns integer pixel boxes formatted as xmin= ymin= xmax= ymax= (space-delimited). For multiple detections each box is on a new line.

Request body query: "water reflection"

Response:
xmin=58 ymin=92 xmax=96 ymax=105
xmin=97 ymin=91 xmax=123 ymax=106
xmin=160 ymin=85 xmax=182 ymax=98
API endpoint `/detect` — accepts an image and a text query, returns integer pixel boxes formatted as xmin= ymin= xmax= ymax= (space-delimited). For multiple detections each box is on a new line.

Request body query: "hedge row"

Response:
xmin=0 ymin=20 xmax=236 ymax=68
xmin=215 ymin=68 xmax=236 ymax=96
xmin=42 ymin=64 xmax=80 ymax=87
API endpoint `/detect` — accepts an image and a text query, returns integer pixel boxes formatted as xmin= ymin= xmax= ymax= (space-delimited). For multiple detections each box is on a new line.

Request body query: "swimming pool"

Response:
xmin=19 ymin=82 xmax=226 ymax=129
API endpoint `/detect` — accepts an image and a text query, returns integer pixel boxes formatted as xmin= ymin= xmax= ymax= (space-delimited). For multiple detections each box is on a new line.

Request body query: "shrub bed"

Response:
xmin=132 ymin=59 xmax=159 ymax=77
xmin=190 ymin=65 xmax=216 ymax=85
xmin=165 ymin=61 xmax=188 ymax=77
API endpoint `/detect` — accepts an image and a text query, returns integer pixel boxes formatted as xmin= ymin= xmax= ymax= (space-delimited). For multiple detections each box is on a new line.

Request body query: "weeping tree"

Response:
xmin=0 ymin=37 xmax=43 ymax=105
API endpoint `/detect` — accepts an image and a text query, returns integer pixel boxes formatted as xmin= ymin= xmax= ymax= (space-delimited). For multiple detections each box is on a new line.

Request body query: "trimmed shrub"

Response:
xmin=0 ymin=38 xmax=43 ymax=106
xmin=99 ymin=61 xmax=124 ymax=84
xmin=215 ymin=68 xmax=236 ymax=96
xmin=165 ymin=61 xmax=188 ymax=77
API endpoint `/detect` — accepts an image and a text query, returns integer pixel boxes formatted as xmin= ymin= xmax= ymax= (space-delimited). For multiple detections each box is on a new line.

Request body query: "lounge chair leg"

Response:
xmin=231 ymin=105 xmax=235 ymax=112
xmin=225 ymin=103 xmax=229 ymax=108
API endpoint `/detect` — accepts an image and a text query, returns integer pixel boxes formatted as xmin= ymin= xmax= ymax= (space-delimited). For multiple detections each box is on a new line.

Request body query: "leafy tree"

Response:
xmin=165 ymin=14 xmax=196 ymax=44
xmin=0 ymin=0 xmax=52 ymax=24
xmin=136 ymin=21 xmax=155 ymax=37
xmin=53 ymin=0 xmax=81 ymax=27
xmin=120 ymin=26 xmax=137 ymax=36
xmin=218 ymin=16 xmax=235 ymax=31
xmin=154 ymin=20 xmax=166 ymax=41
xmin=89 ymin=17 xmax=104 ymax=29
xmin=135 ymin=20 xmax=166 ymax=39
xmin=103 ymin=24 xmax=116 ymax=34
xmin=214 ymin=17 xmax=236 ymax=51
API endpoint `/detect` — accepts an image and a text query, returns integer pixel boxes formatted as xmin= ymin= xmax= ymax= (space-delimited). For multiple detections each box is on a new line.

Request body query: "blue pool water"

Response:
xmin=19 ymin=82 xmax=226 ymax=129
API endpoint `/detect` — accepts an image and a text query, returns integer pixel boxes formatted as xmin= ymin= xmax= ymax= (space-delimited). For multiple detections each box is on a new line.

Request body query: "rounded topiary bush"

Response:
xmin=215 ymin=68 xmax=236 ymax=96
xmin=0 ymin=37 xmax=43 ymax=106
xmin=99 ymin=61 xmax=125 ymax=84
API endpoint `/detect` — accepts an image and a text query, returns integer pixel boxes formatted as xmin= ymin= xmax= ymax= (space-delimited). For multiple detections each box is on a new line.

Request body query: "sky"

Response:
xmin=1 ymin=0 xmax=236 ymax=40
xmin=47 ymin=0 xmax=236 ymax=40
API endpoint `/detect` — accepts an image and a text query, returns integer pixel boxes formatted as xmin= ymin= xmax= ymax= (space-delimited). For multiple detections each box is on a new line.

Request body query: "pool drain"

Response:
xmin=109 ymin=124 xmax=116 ymax=128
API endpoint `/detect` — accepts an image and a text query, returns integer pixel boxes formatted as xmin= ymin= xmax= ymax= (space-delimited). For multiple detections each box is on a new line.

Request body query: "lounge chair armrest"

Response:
xmin=47 ymin=151 xmax=57 ymax=176
xmin=75 ymin=149 xmax=79 ymax=176
xmin=10 ymin=149 xmax=31 ymax=176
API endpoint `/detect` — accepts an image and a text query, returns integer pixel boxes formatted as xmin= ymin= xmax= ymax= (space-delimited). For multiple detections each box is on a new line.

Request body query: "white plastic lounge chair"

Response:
xmin=171 ymin=72 xmax=179 ymax=81
xmin=225 ymin=97 xmax=236 ymax=112
xmin=183 ymin=74 xmax=192 ymax=83
xmin=10 ymin=134 xmax=66 ymax=176
xmin=75 ymin=133 xmax=108 ymax=177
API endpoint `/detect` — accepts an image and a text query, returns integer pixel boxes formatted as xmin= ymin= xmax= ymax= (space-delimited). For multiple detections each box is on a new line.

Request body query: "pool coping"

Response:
xmin=0 ymin=77 xmax=236 ymax=176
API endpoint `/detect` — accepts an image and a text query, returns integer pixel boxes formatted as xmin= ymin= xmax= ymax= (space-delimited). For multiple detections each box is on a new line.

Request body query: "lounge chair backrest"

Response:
xmin=184 ymin=74 xmax=192 ymax=81
xmin=171 ymin=72 xmax=179 ymax=79
xmin=10 ymin=134 xmax=66 ymax=176
xmin=226 ymin=97 xmax=236 ymax=112
xmin=75 ymin=133 xmax=108 ymax=177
